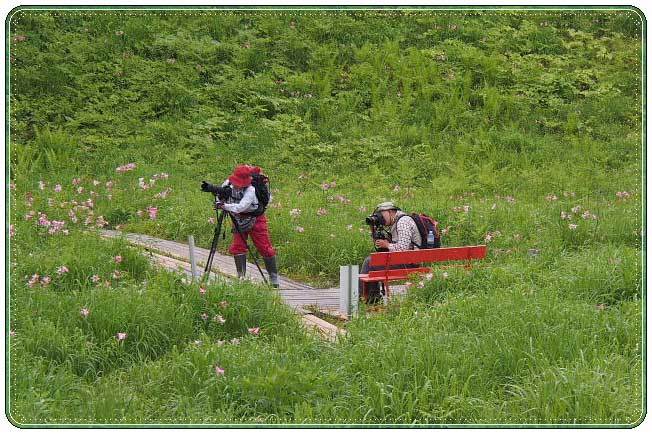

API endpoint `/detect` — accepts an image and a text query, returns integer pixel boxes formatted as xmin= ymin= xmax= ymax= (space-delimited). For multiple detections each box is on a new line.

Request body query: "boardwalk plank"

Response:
xmin=100 ymin=230 xmax=344 ymax=317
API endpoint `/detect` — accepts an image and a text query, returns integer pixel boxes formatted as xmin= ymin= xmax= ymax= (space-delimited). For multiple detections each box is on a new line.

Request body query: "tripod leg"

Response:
xmin=203 ymin=210 xmax=225 ymax=281
xmin=204 ymin=231 xmax=218 ymax=273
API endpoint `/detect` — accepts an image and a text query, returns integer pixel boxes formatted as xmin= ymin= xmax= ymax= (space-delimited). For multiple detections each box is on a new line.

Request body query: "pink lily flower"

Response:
xmin=28 ymin=274 xmax=40 ymax=287
xmin=147 ymin=207 xmax=158 ymax=220
xmin=38 ymin=213 xmax=51 ymax=227
xmin=115 ymin=163 xmax=136 ymax=173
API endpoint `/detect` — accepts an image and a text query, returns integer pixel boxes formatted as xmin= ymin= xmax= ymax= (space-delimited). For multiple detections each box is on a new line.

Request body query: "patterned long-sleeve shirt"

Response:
xmin=388 ymin=211 xmax=422 ymax=252
xmin=220 ymin=180 xmax=258 ymax=214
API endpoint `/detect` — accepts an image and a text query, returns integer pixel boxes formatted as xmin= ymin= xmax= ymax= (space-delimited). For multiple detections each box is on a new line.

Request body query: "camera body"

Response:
xmin=365 ymin=211 xmax=384 ymax=226
xmin=366 ymin=211 xmax=391 ymax=252
xmin=201 ymin=181 xmax=232 ymax=201
xmin=214 ymin=186 xmax=232 ymax=201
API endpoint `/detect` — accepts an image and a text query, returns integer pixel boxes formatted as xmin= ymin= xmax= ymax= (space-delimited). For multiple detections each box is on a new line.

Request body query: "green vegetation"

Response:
xmin=8 ymin=8 xmax=643 ymax=426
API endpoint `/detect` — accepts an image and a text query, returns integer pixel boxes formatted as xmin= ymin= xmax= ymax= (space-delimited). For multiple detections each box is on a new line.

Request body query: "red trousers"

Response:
xmin=228 ymin=215 xmax=276 ymax=258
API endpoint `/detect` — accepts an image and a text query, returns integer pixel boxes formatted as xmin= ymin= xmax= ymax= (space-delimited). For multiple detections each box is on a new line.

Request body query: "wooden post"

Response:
xmin=349 ymin=265 xmax=359 ymax=317
xmin=188 ymin=235 xmax=198 ymax=282
xmin=340 ymin=265 xmax=359 ymax=319
xmin=339 ymin=266 xmax=350 ymax=319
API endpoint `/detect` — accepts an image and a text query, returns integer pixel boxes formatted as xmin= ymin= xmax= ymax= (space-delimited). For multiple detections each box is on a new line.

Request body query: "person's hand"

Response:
xmin=375 ymin=239 xmax=390 ymax=249
xmin=214 ymin=201 xmax=225 ymax=211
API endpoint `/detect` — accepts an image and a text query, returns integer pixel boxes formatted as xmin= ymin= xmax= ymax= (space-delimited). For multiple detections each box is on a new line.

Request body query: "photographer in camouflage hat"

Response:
xmin=360 ymin=201 xmax=422 ymax=303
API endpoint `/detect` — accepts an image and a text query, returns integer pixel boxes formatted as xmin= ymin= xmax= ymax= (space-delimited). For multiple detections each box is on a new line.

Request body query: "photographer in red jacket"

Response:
xmin=201 ymin=165 xmax=279 ymax=287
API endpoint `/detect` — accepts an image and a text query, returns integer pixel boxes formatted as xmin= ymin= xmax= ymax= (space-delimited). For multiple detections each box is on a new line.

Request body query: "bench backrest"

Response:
xmin=369 ymin=245 xmax=487 ymax=267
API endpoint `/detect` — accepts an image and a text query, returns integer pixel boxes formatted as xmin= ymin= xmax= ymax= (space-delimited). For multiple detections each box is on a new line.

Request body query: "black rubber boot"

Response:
xmin=234 ymin=254 xmax=247 ymax=279
xmin=263 ymin=256 xmax=280 ymax=288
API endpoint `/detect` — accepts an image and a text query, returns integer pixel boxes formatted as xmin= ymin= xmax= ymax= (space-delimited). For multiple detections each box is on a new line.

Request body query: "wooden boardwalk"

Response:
xmin=142 ymin=252 xmax=343 ymax=340
xmin=101 ymin=230 xmax=343 ymax=317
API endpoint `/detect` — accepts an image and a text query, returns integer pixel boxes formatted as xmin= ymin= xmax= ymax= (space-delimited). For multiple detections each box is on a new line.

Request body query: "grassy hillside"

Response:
xmin=7 ymin=8 xmax=644 ymax=426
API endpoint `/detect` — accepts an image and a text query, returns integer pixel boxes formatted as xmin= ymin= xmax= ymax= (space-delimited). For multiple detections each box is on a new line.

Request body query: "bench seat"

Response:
xmin=359 ymin=245 xmax=487 ymax=301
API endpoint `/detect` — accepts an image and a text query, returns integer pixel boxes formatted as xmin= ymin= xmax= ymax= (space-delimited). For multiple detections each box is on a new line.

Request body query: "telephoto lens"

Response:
xmin=200 ymin=180 xmax=213 ymax=192
xmin=200 ymin=182 xmax=231 ymax=201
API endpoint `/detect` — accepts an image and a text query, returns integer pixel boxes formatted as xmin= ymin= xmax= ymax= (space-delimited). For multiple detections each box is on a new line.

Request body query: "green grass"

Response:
xmin=7 ymin=8 xmax=643 ymax=426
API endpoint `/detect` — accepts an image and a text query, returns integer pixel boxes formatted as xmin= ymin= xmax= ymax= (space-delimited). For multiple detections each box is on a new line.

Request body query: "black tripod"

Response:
xmin=202 ymin=199 xmax=268 ymax=285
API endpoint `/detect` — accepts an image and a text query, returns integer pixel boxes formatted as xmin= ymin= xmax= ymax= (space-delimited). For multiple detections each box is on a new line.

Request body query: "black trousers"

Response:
xmin=359 ymin=255 xmax=418 ymax=301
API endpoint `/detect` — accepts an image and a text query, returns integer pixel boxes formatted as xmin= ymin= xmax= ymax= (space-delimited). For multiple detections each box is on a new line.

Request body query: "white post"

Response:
xmin=349 ymin=265 xmax=359 ymax=317
xmin=339 ymin=266 xmax=350 ymax=319
xmin=188 ymin=235 xmax=198 ymax=282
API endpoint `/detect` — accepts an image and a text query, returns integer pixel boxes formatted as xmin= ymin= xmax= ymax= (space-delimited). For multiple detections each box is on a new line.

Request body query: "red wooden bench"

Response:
xmin=358 ymin=245 xmax=487 ymax=301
